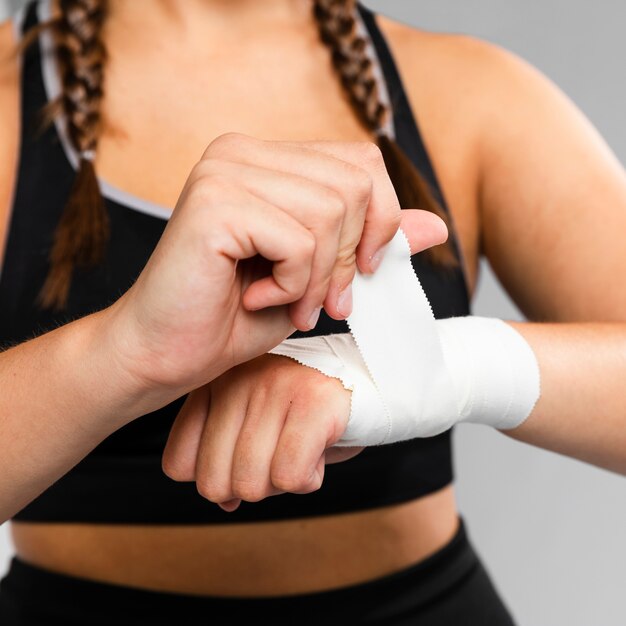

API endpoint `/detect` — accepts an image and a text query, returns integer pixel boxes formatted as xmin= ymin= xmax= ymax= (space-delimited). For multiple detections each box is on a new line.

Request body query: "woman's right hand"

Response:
xmin=106 ymin=133 xmax=448 ymax=403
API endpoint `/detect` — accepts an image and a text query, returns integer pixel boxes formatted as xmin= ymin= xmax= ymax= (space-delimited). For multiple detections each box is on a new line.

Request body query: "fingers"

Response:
xmin=194 ymin=359 xmax=293 ymax=505
xmin=182 ymin=355 xmax=353 ymax=509
xmin=205 ymin=184 xmax=317 ymax=315
xmin=195 ymin=364 xmax=327 ymax=505
xmin=292 ymin=140 xmax=402 ymax=307
xmin=203 ymin=134 xmax=403 ymax=321
xmin=218 ymin=498 xmax=242 ymax=513
xmin=162 ymin=386 xmax=211 ymax=482
xmin=206 ymin=134 xmax=447 ymax=330
xmin=270 ymin=403 xmax=331 ymax=495
xmin=194 ymin=376 xmax=249 ymax=504
xmin=162 ymin=381 xmax=358 ymax=508
xmin=325 ymin=446 xmax=365 ymax=465
xmin=270 ymin=374 xmax=350 ymax=495
xmin=229 ymin=389 xmax=289 ymax=502
xmin=399 ymin=209 xmax=449 ymax=255
xmin=196 ymin=159 xmax=345 ymax=329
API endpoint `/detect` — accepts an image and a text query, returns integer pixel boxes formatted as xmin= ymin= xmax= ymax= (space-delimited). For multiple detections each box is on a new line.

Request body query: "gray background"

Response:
xmin=1 ymin=1 xmax=625 ymax=624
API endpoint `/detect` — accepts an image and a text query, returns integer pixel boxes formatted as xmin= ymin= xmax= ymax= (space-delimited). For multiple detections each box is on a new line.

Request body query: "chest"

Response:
xmin=96 ymin=50 xmax=478 ymax=298
xmin=96 ymin=30 xmax=373 ymax=211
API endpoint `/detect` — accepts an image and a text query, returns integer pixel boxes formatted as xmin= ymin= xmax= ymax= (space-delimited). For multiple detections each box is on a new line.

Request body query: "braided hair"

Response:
xmin=29 ymin=0 xmax=457 ymax=310
xmin=313 ymin=0 xmax=457 ymax=268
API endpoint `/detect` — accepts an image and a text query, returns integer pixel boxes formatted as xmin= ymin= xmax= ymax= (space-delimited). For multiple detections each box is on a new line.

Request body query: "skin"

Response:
xmin=2 ymin=0 xmax=626 ymax=597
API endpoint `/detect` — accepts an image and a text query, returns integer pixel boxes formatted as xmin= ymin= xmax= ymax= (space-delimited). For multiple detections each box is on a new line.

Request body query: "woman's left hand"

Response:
xmin=161 ymin=354 xmax=363 ymax=511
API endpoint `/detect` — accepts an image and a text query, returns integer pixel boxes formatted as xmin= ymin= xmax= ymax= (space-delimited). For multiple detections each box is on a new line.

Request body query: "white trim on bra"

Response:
xmin=38 ymin=0 xmax=172 ymax=221
xmin=1 ymin=5 xmax=30 ymax=283
xmin=37 ymin=0 xmax=396 ymax=223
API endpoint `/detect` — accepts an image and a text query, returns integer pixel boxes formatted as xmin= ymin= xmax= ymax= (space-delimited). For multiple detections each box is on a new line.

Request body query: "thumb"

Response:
xmin=399 ymin=209 xmax=449 ymax=256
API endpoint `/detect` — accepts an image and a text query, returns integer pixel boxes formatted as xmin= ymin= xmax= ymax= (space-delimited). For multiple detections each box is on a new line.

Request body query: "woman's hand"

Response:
xmin=162 ymin=354 xmax=363 ymax=511
xmin=105 ymin=133 xmax=448 ymax=410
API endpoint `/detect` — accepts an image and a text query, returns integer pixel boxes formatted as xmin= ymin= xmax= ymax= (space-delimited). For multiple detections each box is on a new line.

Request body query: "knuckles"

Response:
xmin=346 ymin=164 xmax=374 ymax=211
xmin=184 ymin=171 xmax=233 ymax=210
xmin=186 ymin=358 xmax=340 ymax=504
xmin=298 ymin=229 xmax=317 ymax=259
xmin=161 ymin=451 xmax=195 ymax=483
xmin=357 ymin=140 xmax=384 ymax=164
xmin=387 ymin=206 xmax=403 ymax=231
xmin=231 ymin=478 xmax=269 ymax=503
xmin=196 ymin=478 xmax=232 ymax=504
xmin=356 ymin=141 xmax=387 ymax=180
xmin=316 ymin=189 xmax=347 ymax=230
xmin=333 ymin=245 xmax=358 ymax=280
xmin=202 ymin=131 xmax=255 ymax=160
xmin=270 ymin=466 xmax=322 ymax=495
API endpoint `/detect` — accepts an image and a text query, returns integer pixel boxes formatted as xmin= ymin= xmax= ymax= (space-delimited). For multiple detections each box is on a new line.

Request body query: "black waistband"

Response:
xmin=0 ymin=521 xmax=478 ymax=625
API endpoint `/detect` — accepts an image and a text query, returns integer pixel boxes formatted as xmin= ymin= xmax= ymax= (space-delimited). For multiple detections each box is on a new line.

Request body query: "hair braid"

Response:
xmin=312 ymin=0 xmax=458 ymax=267
xmin=38 ymin=0 xmax=110 ymax=310
xmin=313 ymin=0 xmax=386 ymax=132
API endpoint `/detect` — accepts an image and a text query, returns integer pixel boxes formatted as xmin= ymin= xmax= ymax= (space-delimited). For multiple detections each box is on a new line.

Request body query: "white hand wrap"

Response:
xmin=269 ymin=230 xmax=540 ymax=446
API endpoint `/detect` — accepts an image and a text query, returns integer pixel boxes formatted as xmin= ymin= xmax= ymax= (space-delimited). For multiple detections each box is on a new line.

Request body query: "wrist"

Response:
xmin=104 ymin=288 xmax=235 ymax=403
xmin=92 ymin=300 xmax=190 ymax=421
xmin=435 ymin=316 xmax=541 ymax=430
xmin=73 ymin=308 xmax=156 ymax=428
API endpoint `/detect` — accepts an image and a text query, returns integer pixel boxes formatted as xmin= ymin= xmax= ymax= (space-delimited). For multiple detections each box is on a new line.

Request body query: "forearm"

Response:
xmin=0 ymin=307 xmax=160 ymax=522
xmin=505 ymin=321 xmax=626 ymax=475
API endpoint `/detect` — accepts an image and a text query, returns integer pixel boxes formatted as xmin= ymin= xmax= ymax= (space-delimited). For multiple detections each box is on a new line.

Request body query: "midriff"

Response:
xmin=10 ymin=485 xmax=458 ymax=597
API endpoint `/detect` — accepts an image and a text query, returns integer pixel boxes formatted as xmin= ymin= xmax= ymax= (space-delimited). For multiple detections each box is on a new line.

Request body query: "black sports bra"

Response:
xmin=2 ymin=0 xmax=470 ymax=524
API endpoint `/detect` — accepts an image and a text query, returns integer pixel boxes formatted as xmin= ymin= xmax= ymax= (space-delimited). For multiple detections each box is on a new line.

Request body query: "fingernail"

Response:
xmin=369 ymin=245 xmax=387 ymax=272
xmin=337 ymin=284 xmax=353 ymax=317
xmin=307 ymin=307 xmax=321 ymax=330
xmin=218 ymin=499 xmax=241 ymax=513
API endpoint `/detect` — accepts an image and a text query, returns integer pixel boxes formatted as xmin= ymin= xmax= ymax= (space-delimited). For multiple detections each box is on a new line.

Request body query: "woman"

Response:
xmin=1 ymin=0 xmax=625 ymax=624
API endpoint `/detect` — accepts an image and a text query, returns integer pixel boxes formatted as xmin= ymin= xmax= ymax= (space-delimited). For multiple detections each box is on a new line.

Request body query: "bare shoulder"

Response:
xmin=0 ymin=18 xmax=21 ymax=261
xmin=371 ymin=14 xmax=527 ymax=291
xmin=373 ymin=13 xmax=626 ymax=321
xmin=375 ymin=12 xmax=539 ymax=84
xmin=373 ymin=12 xmax=598 ymax=185
xmin=374 ymin=13 xmax=563 ymax=137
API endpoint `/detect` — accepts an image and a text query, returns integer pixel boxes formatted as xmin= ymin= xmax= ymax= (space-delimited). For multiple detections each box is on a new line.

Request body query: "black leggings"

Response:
xmin=0 ymin=520 xmax=515 ymax=625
